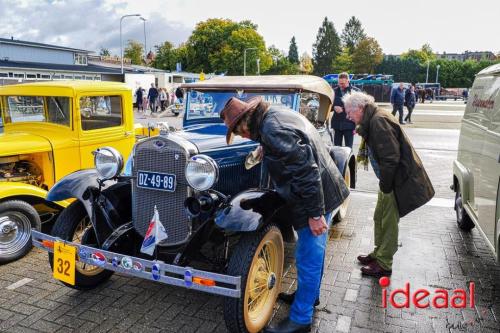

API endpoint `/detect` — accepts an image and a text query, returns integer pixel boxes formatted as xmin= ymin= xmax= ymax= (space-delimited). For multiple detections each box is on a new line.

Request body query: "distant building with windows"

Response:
xmin=436 ymin=51 xmax=496 ymax=61
xmin=0 ymin=37 xmax=124 ymax=85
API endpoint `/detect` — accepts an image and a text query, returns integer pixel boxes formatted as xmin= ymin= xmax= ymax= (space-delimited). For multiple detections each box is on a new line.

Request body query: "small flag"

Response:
xmin=140 ymin=206 xmax=168 ymax=256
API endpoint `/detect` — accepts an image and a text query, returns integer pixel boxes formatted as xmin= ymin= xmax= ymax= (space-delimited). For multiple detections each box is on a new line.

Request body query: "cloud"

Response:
xmin=0 ymin=0 xmax=191 ymax=55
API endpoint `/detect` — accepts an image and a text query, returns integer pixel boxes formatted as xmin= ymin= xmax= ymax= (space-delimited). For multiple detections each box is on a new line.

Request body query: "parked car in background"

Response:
xmin=32 ymin=75 xmax=356 ymax=333
xmin=452 ymin=63 xmax=500 ymax=261
xmin=0 ymin=81 xmax=152 ymax=263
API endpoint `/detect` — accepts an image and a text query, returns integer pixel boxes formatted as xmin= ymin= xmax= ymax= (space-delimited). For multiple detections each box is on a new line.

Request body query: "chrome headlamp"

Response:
xmin=185 ymin=155 xmax=219 ymax=191
xmin=93 ymin=147 xmax=124 ymax=180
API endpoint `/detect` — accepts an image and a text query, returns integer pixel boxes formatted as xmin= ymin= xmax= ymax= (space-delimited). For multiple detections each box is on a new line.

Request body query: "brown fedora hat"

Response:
xmin=220 ymin=96 xmax=262 ymax=144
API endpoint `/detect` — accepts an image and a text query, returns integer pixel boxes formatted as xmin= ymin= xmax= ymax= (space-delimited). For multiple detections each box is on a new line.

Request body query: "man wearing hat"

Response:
xmin=220 ymin=97 xmax=350 ymax=333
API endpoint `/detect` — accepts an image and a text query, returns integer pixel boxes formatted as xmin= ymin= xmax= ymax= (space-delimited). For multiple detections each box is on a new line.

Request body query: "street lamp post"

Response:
xmin=120 ymin=13 xmax=141 ymax=74
xmin=140 ymin=17 xmax=147 ymax=61
xmin=435 ymin=64 xmax=441 ymax=83
xmin=256 ymin=58 xmax=261 ymax=75
xmin=243 ymin=47 xmax=257 ymax=76
xmin=425 ymin=60 xmax=430 ymax=83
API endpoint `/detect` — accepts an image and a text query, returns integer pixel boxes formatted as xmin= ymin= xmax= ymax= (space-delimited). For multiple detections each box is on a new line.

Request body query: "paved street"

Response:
xmin=1 ymin=102 xmax=499 ymax=333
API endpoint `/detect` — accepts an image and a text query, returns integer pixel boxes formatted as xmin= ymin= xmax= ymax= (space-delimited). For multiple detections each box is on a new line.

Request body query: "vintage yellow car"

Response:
xmin=0 ymin=81 xmax=139 ymax=263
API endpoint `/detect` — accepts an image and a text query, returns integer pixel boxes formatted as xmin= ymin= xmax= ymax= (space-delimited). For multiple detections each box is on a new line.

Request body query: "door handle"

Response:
xmin=125 ymin=131 xmax=133 ymax=137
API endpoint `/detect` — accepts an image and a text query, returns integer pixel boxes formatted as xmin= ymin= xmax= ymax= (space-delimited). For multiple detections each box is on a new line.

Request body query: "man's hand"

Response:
xmin=308 ymin=216 xmax=328 ymax=236
xmin=334 ymin=106 xmax=343 ymax=114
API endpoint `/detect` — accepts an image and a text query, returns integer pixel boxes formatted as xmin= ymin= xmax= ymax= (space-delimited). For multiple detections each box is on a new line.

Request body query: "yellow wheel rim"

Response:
xmin=243 ymin=228 xmax=284 ymax=333
xmin=73 ymin=217 xmax=104 ymax=277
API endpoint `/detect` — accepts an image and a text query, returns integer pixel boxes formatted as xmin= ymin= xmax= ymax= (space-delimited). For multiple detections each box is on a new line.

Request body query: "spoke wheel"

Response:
xmin=224 ymin=224 xmax=284 ymax=333
xmin=72 ymin=216 xmax=103 ymax=277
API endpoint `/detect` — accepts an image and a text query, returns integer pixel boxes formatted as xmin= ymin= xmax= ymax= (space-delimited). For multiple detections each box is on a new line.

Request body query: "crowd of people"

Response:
xmin=134 ymin=84 xmax=184 ymax=114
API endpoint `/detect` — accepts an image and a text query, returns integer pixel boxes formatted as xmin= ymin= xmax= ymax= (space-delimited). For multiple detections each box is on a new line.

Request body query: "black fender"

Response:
xmin=47 ymin=169 xmax=100 ymax=221
xmin=215 ymin=189 xmax=286 ymax=232
xmin=329 ymin=146 xmax=356 ymax=188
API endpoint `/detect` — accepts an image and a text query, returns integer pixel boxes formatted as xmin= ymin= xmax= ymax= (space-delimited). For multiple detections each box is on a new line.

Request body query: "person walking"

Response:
xmin=391 ymin=83 xmax=406 ymax=124
xmin=175 ymin=86 xmax=184 ymax=104
xmin=135 ymin=86 xmax=144 ymax=112
xmin=159 ymin=88 xmax=168 ymax=111
xmin=220 ymin=97 xmax=349 ymax=333
xmin=404 ymin=84 xmax=417 ymax=123
xmin=344 ymin=91 xmax=434 ymax=277
xmin=331 ymin=72 xmax=359 ymax=148
xmin=147 ymin=83 xmax=159 ymax=113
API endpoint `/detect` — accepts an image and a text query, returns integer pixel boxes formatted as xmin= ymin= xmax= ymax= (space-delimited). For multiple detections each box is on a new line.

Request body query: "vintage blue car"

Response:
xmin=32 ymin=75 xmax=356 ymax=333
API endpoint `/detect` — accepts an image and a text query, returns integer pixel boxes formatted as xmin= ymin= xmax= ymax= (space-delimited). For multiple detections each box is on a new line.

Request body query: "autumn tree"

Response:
xmin=341 ymin=16 xmax=367 ymax=53
xmin=300 ymin=52 xmax=314 ymax=74
xmin=288 ymin=36 xmax=299 ymax=64
xmin=351 ymin=37 xmax=383 ymax=73
xmin=124 ymin=40 xmax=144 ymax=65
xmin=266 ymin=46 xmax=299 ymax=75
xmin=312 ymin=17 xmax=341 ymax=76
xmin=401 ymin=44 xmax=436 ymax=64
xmin=333 ymin=47 xmax=353 ymax=73
xmin=152 ymin=41 xmax=178 ymax=71
xmin=99 ymin=47 xmax=110 ymax=56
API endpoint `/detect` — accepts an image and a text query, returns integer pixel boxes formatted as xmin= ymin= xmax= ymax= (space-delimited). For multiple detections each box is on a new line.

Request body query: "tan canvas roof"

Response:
xmin=182 ymin=75 xmax=333 ymax=104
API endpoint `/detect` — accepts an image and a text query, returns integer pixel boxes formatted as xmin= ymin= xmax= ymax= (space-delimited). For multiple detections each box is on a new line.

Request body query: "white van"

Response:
xmin=453 ymin=63 xmax=500 ymax=260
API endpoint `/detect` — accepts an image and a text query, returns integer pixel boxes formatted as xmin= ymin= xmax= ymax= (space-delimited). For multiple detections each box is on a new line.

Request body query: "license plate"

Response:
xmin=53 ymin=241 xmax=76 ymax=285
xmin=137 ymin=170 xmax=176 ymax=192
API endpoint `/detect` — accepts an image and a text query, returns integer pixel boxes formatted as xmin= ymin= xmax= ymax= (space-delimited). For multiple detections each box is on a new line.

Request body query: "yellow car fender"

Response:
xmin=0 ymin=182 xmax=70 ymax=209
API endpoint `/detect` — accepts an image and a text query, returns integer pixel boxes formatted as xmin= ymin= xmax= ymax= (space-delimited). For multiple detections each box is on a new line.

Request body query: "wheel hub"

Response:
xmin=0 ymin=218 xmax=19 ymax=241
xmin=267 ymin=272 xmax=276 ymax=290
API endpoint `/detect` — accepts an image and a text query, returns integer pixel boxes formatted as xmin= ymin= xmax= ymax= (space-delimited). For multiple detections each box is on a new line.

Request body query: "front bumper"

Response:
xmin=31 ymin=231 xmax=241 ymax=298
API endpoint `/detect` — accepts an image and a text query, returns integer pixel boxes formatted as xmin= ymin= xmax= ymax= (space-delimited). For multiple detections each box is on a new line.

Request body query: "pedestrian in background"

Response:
xmin=175 ymin=86 xmax=184 ymax=104
xmin=220 ymin=97 xmax=349 ymax=333
xmin=135 ymin=86 xmax=144 ymax=112
xmin=147 ymin=83 xmax=158 ymax=113
xmin=391 ymin=82 xmax=406 ymax=124
xmin=404 ymin=84 xmax=417 ymax=124
xmin=331 ymin=72 xmax=359 ymax=148
xmin=344 ymin=91 xmax=434 ymax=277
xmin=159 ymin=88 xmax=168 ymax=111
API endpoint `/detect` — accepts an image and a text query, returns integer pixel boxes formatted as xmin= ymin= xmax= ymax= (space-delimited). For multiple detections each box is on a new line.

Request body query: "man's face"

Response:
xmin=399 ymin=83 xmax=404 ymax=90
xmin=338 ymin=77 xmax=349 ymax=89
xmin=345 ymin=104 xmax=363 ymax=125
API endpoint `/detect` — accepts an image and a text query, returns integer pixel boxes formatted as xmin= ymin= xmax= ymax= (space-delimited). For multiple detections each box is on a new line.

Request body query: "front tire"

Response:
xmin=454 ymin=187 xmax=475 ymax=231
xmin=0 ymin=200 xmax=41 ymax=264
xmin=224 ymin=225 xmax=284 ymax=333
xmin=49 ymin=201 xmax=113 ymax=289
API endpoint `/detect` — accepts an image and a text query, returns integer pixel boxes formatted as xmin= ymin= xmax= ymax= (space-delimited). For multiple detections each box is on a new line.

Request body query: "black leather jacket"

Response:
xmin=256 ymin=106 xmax=350 ymax=230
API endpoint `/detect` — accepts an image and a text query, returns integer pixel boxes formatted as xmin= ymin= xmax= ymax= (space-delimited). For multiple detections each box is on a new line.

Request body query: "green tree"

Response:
xmin=401 ymin=44 xmax=436 ymax=64
xmin=186 ymin=18 xmax=270 ymax=74
xmin=333 ymin=47 xmax=353 ymax=73
xmin=266 ymin=46 xmax=299 ymax=75
xmin=351 ymin=37 xmax=383 ymax=73
xmin=288 ymin=36 xmax=299 ymax=64
xmin=124 ymin=40 xmax=144 ymax=65
xmin=375 ymin=56 xmax=422 ymax=82
xmin=341 ymin=16 xmax=367 ymax=53
xmin=312 ymin=17 xmax=341 ymax=76
xmin=99 ymin=47 xmax=110 ymax=56
xmin=300 ymin=52 xmax=314 ymax=74
xmin=152 ymin=41 xmax=177 ymax=70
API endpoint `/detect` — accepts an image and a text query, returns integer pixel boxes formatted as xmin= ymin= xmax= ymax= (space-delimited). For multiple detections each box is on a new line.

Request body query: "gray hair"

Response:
xmin=342 ymin=91 xmax=375 ymax=110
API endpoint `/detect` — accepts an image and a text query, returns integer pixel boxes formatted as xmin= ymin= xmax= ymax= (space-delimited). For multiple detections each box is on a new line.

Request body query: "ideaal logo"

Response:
xmin=379 ymin=277 xmax=475 ymax=309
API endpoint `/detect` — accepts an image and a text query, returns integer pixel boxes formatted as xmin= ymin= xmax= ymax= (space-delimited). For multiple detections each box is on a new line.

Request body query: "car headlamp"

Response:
xmin=93 ymin=147 xmax=124 ymax=180
xmin=185 ymin=155 xmax=219 ymax=191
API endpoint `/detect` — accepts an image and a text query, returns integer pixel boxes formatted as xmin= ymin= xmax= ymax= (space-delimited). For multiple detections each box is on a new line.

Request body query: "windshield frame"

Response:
xmin=183 ymin=89 xmax=300 ymax=127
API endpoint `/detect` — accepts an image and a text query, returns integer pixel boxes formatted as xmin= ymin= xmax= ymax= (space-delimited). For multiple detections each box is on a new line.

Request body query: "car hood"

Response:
xmin=177 ymin=123 xmax=253 ymax=152
xmin=0 ymin=132 xmax=52 ymax=156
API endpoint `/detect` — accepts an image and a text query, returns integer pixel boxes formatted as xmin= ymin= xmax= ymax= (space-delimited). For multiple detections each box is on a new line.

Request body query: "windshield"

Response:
xmin=186 ymin=90 xmax=297 ymax=121
xmin=1 ymin=95 xmax=71 ymax=127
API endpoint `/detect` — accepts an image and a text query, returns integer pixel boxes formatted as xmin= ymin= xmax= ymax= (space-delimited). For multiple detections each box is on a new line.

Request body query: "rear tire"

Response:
xmin=224 ymin=225 xmax=284 ymax=333
xmin=49 ymin=201 xmax=113 ymax=289
xmin=0 ymin=200 xmax=41 ymax=264
xmin=454 ymin=186 xmax=475 ymax=231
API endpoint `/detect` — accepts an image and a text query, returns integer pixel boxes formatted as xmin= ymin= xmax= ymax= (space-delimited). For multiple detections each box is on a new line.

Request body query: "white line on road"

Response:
xmin=6 ymin=278 xmax=33 ymax=290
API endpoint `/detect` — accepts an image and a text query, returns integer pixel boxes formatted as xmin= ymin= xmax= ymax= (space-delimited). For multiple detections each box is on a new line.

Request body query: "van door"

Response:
xmin=478 ymin=77 xmax=500 ymax=250
xmin=77 ymin=93 xmax=134 ymax=169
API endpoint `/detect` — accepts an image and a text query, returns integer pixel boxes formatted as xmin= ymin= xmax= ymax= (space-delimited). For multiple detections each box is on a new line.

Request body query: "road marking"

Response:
xmin=6 ymin=278 xmax=33 ymax=290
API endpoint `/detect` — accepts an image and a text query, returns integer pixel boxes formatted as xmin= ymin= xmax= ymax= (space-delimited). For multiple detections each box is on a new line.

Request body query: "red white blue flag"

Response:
xmin=140 ymin=206 xmax=168 ymax=256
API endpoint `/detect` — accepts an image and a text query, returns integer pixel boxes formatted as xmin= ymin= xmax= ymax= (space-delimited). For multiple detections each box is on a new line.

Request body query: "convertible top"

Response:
xmin=182 ymin=75 xmax=334 ymax=122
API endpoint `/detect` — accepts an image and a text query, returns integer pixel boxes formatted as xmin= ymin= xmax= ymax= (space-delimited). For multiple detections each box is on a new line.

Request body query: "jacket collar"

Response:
xmin=356 ymin=103 xmax=378 ymax=139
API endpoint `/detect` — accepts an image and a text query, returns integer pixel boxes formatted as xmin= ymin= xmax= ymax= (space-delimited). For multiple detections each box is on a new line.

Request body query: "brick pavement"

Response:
xmin=1 ymin=192 xmax=499 ymax=333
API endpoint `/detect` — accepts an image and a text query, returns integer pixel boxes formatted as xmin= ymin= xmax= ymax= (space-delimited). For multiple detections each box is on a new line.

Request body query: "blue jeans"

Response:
xmin=290 ymin=211 xmax=333 ymax=325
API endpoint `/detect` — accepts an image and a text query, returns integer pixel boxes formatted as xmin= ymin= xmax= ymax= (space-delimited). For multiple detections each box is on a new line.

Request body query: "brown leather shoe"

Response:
xmin=357 ymin=254 xmax=375 ymax=265
xmin=361 ymin=261 xmax=392 ymax=277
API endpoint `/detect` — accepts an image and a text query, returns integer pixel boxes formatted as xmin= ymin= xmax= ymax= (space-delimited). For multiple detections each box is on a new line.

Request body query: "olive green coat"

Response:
xmin=357 ymin=103 xmax=435 ymax=217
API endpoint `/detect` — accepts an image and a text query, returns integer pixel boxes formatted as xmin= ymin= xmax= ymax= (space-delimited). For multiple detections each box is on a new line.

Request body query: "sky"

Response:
xmin=0 ymin=0 xmax=499 ymax=57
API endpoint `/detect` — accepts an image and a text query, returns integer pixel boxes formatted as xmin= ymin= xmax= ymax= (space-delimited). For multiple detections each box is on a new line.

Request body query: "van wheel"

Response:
xmin=334 ymin=166 xmax=351 ymax=222
xmin=224 ymin=225 xmax=284 ymax=333
xmin=49 ymin=201 xmax=113 ymax=289
xmin=454 ymin=187 xmax=475 ymax=231
xmin=0 ymin=200 xmax=41 ymax=264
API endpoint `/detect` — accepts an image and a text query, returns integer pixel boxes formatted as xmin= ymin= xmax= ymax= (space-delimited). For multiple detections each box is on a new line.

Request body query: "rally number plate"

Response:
xmin=53 ymin=241 xmax=76 ymax=285
xmin=137 ymin=171 xmax=176 ymax=192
